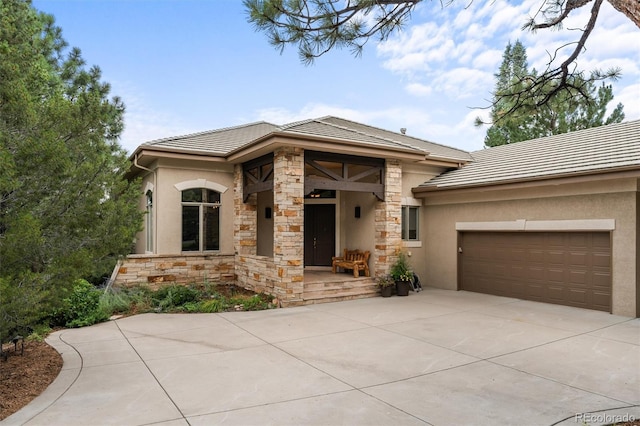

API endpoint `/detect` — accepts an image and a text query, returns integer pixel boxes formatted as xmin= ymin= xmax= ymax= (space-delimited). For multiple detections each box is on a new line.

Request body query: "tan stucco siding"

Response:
xmin=419 ymin=178 xmax=638 ymax=317
xmin=398 ymin=166 xmax=443 ymax=280
xmin=257 ymin=190 xmax=274 ymax=257
xmin=339 ymin=191 xmax=376 ymax=256
xmin=147 ymin=160 xmax=234 ymax=255
xmin=134 ymin=168 xmax=156 ymax=254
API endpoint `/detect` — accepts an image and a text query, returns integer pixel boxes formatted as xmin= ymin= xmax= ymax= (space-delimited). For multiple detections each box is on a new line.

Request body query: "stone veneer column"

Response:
xmin=234 ymin=164 xmax=257 ymax=255
xmin=234 ymin=164 xmax=257 ymax=287
xmin=272 ymin=146 xmax=305 ymax=304
xmin=374 ymin=159 xmax=402 ymax=277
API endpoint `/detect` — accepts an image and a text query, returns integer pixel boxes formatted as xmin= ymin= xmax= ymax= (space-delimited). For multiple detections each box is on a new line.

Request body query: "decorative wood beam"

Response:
xmin=243 ymin=153 xmax=274 ymax=202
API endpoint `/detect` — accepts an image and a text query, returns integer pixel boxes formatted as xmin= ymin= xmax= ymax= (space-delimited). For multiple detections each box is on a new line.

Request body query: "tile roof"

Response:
xmin=141 ymin=122 xmax=280 ymax=155
xmin=313 ymin=117 xmax=472 ymax=161
xmin=138 ymin=116 xmax=473 ymax=162
xmin=417 ymin=120 xmax=640 ymax=191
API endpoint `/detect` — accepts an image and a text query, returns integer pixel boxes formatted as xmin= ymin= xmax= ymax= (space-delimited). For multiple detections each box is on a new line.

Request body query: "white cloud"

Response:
xmin=253 ymin=104 xmax=368 ymax=125
xmin=431 ymin=67 xmax=495 ymax=99
xmin=615 ymin=84 xmax=640 ymax=120
xmin=473 ymin=49 xmax=503 ymax=70
xmin=405 ymin=83 xmax=433 ymax=97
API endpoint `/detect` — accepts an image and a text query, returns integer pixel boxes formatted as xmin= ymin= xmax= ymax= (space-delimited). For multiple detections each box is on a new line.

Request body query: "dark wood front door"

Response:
xmin=304 ymin=204 xmax=335 ymax=266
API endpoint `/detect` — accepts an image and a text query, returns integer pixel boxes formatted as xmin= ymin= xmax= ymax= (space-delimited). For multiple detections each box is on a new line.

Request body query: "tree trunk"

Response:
xmin=608 ymin=0 xmax=640 ymax=27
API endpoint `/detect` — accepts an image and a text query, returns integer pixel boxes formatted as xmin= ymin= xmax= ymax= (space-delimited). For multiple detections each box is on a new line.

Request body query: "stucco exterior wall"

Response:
xmin=417 ymin=178 xmax=639 ymax=317
xmin=141 ymin=159 xmax=235 ymax=255
xmin=135 ymin=168 xmax=156 ymax=254
xmin=398 ymin=165 xmax=442 ymax=281
xmin=257 ymin=191 xmax=274 ymax=257
xmin=339 ymin=191 xmax=376 ymax=256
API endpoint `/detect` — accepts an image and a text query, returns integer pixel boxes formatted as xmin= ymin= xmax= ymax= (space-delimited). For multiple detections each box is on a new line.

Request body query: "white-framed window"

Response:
xmin=181 ymin=188 xmax=221 ymax=252
xmin=145 ymin=190 xmax=153 ymax=252
xmin=401 ymin=205 xmax=419 ymax=241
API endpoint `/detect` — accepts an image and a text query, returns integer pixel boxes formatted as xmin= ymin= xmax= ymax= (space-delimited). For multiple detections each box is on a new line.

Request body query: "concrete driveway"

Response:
xmin=3 ymin=288 xmax=639 ymax=426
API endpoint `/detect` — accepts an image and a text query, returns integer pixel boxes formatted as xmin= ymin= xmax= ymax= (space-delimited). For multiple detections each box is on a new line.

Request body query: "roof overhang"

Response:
xmin=413 ymin=167 xmax=640 ymax=197
xmin=127 ymin=147 xmax=228 ymax=178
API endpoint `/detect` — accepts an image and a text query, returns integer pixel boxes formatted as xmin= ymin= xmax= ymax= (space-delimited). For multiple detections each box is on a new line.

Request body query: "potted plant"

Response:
xmin=376 ymin=274 xmax=395 ymax=297
xmin=390 ymin=251 xmax=413 ymax=296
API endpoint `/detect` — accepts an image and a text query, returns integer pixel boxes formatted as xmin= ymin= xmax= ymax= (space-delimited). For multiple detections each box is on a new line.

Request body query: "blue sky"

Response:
xmin=32 ymin=0 xmax=639 ymax=153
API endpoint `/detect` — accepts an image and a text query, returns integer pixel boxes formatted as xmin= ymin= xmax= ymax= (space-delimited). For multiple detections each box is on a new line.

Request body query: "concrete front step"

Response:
xmin=302 ymin=277 xmax=379 ymax=303
xmin=303 ymin=292 xmax=379 ymax=305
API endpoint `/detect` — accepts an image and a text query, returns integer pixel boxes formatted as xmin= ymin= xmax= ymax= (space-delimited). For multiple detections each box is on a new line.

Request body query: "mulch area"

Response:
xmin=0 ymin=340 xmax=62 ymax=420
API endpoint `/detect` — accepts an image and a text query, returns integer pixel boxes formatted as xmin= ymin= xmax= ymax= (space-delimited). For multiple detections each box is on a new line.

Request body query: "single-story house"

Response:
xmin=119 ymin=117 xmax=639 ymax=317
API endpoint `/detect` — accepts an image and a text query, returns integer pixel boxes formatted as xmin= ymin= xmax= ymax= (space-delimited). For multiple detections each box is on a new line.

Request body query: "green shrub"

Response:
xmin=152 ymin=285 xmax=200 ymax=310
xmin=197 ymin=298 xmax=227 ymax=313
xmin=123 ymin=285 xmax=154 ymax=313
xmin=59 ymin=279 xmax=109 ymax=328
xmin=27 ymin=324 xmax=52 ymax=342
xmin=98 ymin=289 xmax=132 ymax=316
xmin=230 ymin=294 xmax=273 ymax=311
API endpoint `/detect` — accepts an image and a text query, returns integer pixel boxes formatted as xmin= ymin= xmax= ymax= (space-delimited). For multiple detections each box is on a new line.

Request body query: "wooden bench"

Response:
xmin=332 ymin=249 xmax=370 ymax=278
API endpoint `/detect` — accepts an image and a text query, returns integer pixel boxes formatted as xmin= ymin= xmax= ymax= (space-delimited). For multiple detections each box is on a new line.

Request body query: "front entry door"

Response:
xmin=304 ymin=204 xmax=335 ymax=266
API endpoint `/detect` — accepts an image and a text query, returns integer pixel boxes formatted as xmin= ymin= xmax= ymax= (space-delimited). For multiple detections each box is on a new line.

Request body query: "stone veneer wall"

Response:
xmin=113 ymin=253 xmax=235 ymax=290
xmin=374 ymin=159 xmax=403 ymax=276
xmin=234 ymin=148 xmax=305 ymax=306
xmin=233 ymin=164 xmax=281 ymax=299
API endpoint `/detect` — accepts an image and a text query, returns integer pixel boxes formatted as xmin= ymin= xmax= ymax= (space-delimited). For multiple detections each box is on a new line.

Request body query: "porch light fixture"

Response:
xmin=355 ymin=206 xmax=361 ymax=218
xmin=265 ymin=207 xmax=272 ymax=219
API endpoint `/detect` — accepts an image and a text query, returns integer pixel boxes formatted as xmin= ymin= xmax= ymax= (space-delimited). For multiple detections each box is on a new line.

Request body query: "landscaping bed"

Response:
xmin=0 ymin=283 xmax=273 ymax=420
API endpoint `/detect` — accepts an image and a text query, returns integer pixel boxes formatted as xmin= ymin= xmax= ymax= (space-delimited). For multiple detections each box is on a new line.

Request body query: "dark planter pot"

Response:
xmin=395 ymin=280 xmax=411 ymax=296
xmin=380 ymin=285 xmax=393 ymax=297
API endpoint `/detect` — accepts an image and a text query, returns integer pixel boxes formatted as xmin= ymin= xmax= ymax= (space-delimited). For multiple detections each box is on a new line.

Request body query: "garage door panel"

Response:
xmin=571 ymin=233 xmax=590 ymax=246
xmin=548 ymin=285 xmax=568 ymax=303
xmin=593 ymin=272 xmax=610 ymax=288
xmin=568 ymin=251 xmax=588 ymax=266
xmin=547 ymin=268 xmax=564 ymax=283
xmin=568 ymin=270 xmax=587 ymax=285
xmin=592 ymin=253 xmax=611 ymax=268
xmin=528 ymin=266 xmax=546 ymax=281
xmin=567 ymin=287 xmax=588 ymax=302
xmin=546 ymin=250 xmax=564 ymax=265
xmin=528 ymin=249 xmax=545 ymax=263
xmin=593 ymin=292 xmax=611 ymax=310
xmin=461 ymin=232 xmax=611 ymax=312
xmin=592 ymin=233 xmax=611 ymax=248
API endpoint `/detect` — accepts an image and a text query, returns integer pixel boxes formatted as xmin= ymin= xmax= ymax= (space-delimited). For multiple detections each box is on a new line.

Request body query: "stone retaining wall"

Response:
xmin=113 ymin=253 xmax=235 ymax=290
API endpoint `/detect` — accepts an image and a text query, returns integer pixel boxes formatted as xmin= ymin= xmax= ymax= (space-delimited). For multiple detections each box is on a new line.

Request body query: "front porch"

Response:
xmin=235 ymin=146 xmax=403 ymax=306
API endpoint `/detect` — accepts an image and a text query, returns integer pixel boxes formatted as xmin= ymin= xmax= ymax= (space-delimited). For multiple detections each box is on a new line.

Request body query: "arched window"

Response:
xmin=145 ymin=190 xmax=153 ymax=252
xmin=181 ymin=188 xmax=221 ymax=251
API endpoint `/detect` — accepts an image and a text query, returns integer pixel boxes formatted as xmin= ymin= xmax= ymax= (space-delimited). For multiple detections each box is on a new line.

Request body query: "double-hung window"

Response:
xmin=181 ymin=188 xmax=220 ymax=251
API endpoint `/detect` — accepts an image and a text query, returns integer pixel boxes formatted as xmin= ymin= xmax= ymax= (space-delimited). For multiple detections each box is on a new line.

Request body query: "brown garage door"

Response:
xmin=459 ymin=232 xmax=611 ymax=312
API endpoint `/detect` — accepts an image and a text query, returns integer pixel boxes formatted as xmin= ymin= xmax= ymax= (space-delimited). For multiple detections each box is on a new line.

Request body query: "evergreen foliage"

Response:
xmin=480 ymin=40 xmax=625 ymax=147
xmin=0 ymin=0 xmax=142 ymax=342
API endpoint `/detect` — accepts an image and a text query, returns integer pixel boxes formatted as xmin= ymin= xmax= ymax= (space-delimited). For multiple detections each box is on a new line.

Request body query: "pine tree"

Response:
xmin=482 ymin=40 xmax=625 ymax=147
xmin=0 ymin=0 xmax=142 ymax=341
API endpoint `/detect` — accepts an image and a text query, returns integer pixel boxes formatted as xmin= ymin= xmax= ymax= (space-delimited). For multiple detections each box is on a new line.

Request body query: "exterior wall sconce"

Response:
xmin=265 ymin=207 xmax=272 ymax=219
xmin=355 ymin=206 xmax=361 ymax=218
